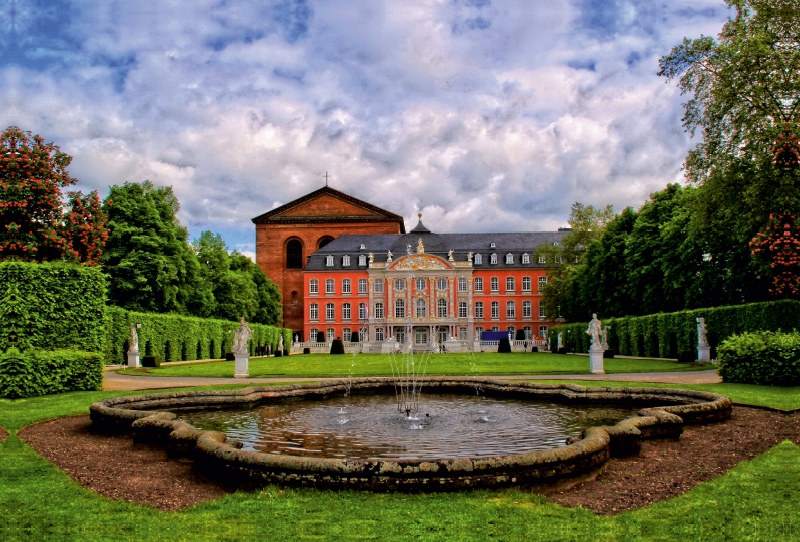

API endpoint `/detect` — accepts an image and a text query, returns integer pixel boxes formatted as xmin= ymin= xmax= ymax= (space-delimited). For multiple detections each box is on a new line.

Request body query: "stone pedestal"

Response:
xmin=444 ymin=339 xmax=462 ymax=353
xmin=589 ymin=345 xmax=605 ymax=374
xmin=127 ymin=352 xmax=140 ymax=368
xmin=697 ymin=345 xmax=711 ymax=363
xmin=380 ymin=341 xmax=398 ymax=354
xmin=361 ymin=342 xmax=371 ymax=354
xmin=234 ymin=353 xmax=249 ymax=378
xmin=472 ymin=340 xmax=482 ymax=353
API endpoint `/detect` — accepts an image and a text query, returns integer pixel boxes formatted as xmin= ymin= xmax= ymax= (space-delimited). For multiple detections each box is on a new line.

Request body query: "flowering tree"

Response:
xmin=0 ymin=126 xmax=107 ymax=264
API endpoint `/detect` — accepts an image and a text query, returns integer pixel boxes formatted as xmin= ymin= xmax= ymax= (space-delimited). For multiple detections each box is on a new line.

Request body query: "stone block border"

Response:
xmin=89 ymin=378 xmax=731 ymax=491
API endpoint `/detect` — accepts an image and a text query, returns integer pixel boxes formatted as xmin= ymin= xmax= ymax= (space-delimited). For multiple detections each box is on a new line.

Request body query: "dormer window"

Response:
xmin=490 ymin=242 xmax=496 ymax=248
xmin=474 ymin=253 xmax=482 ymax=265
xmin=553 ymin=242 xmax=559 ymax=246
xmin=521 ymin=253 xmax=530 ymax=264
xmin=505 ymin=253 xmax=513 ymax=264
xmin=360 ymin=244 xmax=366 ymax=250
xmin=490 ymin=253 xmax=497 ymax=265
xmin=342 ymin=255 xmax=350 ymax=266
xmin=326 ymin=256 xmax=334 ymax=267
xmin=358 ymin=255 xmax=367 ymax=266
xmin=538 ymin=255 xmax=546 ymax=264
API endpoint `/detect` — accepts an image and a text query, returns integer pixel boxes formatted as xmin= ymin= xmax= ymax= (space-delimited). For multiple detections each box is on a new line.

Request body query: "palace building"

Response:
xmin=253 ymin=186 xmax=567 ymax=349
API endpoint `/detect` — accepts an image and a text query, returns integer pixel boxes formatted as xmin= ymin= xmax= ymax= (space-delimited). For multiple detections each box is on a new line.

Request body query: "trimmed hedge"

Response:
xmin=330 ymin=339 xmax=345 ymax=355
xmin=718 ymin=331 xmax=800 ymax=386
xmin=0 ymin=261 xmax=107 ymax=352
xmin=104 ymin=306 xmax=292 ymax=365
xmin=0 ymin=347 xmax=103 ymax=398
xmin=549 ymin=300 xmax=800 ymax=358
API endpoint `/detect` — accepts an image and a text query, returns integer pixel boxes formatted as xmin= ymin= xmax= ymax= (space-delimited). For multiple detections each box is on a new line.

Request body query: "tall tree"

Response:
xmin=0 ymin=126 xmax=106 ymax=264
xmin=102 ymin=182 xmax=209 ymax=314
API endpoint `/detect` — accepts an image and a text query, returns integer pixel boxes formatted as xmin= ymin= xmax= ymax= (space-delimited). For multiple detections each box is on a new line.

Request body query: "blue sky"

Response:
xmin=1 ymin=0 xmax=731 ymax=257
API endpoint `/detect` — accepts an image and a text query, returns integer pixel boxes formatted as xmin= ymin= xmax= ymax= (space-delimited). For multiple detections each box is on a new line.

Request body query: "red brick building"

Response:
xmin=302 ymin=216 xmax=568 ymax=351
xmin=251 ymin=186 xmax=405 ymax=337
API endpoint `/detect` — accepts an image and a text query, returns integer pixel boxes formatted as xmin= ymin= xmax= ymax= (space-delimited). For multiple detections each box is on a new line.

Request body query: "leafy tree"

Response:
xmin=102 ymin=182 xmax=209 ymax=314
xmin=0 ymin=126 xmax=106 ymax=264
xmin=230 ymin=251 xmax=282 ymax=325
xmin=658 ymin=0 xmax=800 ymax=184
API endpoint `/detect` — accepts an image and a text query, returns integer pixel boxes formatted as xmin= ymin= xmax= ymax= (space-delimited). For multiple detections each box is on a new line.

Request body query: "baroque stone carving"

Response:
xmin=391 ymin=254 xmax=449 ymax=271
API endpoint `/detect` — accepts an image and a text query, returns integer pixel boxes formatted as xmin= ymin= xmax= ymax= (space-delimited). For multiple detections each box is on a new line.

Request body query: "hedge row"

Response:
xmin=718 ymin=331 xmax=800 ymax=386
xmin=104 ymin=307 xmax=292 ymax=365
xmin=548 ymin=300 xmax=800 ymax=358
xmin=0 ymin=261 xmax=107 ymax=352
xmin=0 ymin=347 xmax=104 ymax=398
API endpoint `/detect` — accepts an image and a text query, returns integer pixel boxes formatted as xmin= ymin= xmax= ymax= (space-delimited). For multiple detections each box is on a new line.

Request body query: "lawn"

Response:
xmin=1 ymin=382 xmax=799 ymax=541
xmin=117 ymin=352 xmax=711 ymax=379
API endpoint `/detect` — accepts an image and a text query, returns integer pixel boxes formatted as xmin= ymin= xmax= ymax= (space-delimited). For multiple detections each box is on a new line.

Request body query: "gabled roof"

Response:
xmin=251 ymin=186 xmax=406 ymax=233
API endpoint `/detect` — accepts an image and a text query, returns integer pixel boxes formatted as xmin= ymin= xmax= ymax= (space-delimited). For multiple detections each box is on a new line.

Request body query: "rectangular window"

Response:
xmin=326 ymin=328 xmax=335 ymax=342
xmin=395 ymin=299 xmax=405 ymax=318
xmin=475 ymin=327 xmax=483 ymax=339
xmin=325 ymin=279 xmax=335 ymax=294
xmin=359 ymin=255 xmax=367 ymax=266
xmin=342 ymin=303 xmax=351 ymax=321
xmin=458 ymin=301 xmax=467 ymax=318
xmin=374 ymin=279 xmax=383 ymax=293
xmin=309 ymin=303 xmax=318 ymax=321
xmin=506 ymin=301 xmax=515 ymax=319
xmin=505 ymin=254 xmax=513 ymax=264
xmin=522 ymin=276 xmax=531 ymax=291
xmin=539 ymin=302 xmax=546 ymax=319
xmin=523 ymin=300 xmax=532 ymax=318
xmin=437 ymin=299 xmax=447 ymax=318
xmin=343 ymin=328 xmax=351 ymax=342
xmin=458 ymin=277 xmax=467 ymax=292
xmin=374 ymin=302 xmax=384 ymax=319
xmin=358 ymin=303 xmax=367 ymax=319
xmin=521 ymin=253 xmax=530 ymax=264
xmin=506 ymin=277 xmax=515 ymax=292
xmin=474 ymin=277 xmax=483 ymax=292
xmin=458 ymin=327 xmax=467 ymax=340
xmin=538 ymin=255 xmax=546 ymax=264
xmin=376 ymin=327 xmax=384 ymax=341
xmin=342 ymin=255 xmax=350 ymax=266
xmin=491 ymin=301 xmax=499 ymax=319
xmin=490 ymin=254 xmax=498 ymax=264
xmin=310 ymin=328 xmax=318 ymax=342
xmin=490 ymin=277 xmax=499 ymax=292
xmin=539 ymin=325 xmax=548 ymax=337
xmin=415 ymin=329 xmax=428 ymax=345
xmin=475 ymin=302 xmax=484 ymax=319
xmin=326 ymin=256 xmax=334 ymax=267
xmin=538 ymin=276 xmax=547 ymax=292
xmin=342 ymin=279 xmax=351 ymax=294
xmin=309 ymin=279 xmax=318 ymax=294
xmin=326 ymin=303 xmax=335 ymax=321
xmin=358 ymin=278 xmax=368 ymax=294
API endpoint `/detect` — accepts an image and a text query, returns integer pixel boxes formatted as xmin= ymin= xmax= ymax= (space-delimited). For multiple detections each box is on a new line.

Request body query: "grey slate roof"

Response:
xmin=305 ymin=228 xmax=570 ymax=271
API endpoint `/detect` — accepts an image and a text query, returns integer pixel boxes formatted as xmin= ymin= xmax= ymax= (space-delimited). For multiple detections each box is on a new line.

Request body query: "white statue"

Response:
xmin=279 ymin=334 xmax=284 ymax=352
xmin=557 ymin=332 xmax=563 ymax=349
xmin=448 ymin=249 xmax=454 ymax=261
xmin=697 ymin=317 xmax=709 ymax=347
xmin=387 ymin=250 xmax=393 ymax=263
xmin=232 ymin=317 xmax=253 ymax=355
xmin=128 ymin=324 xmax=139 ymax=355
xmin=587 ymin=313 xmax=602 ymax=348
xmin=417 ymin=239 xmax=424 ymax=253
xmin=368 ymin=252 xmax=374 ymax=264
xmin=601 ymin=326 xmax=610 ymax=350
xmin=406 ymin=244 xmax=412 ymax=256
xmin=467 ymin=252 xmax=473 ymax=263
xmin=293 ymin=333 xmax=299 ymax=345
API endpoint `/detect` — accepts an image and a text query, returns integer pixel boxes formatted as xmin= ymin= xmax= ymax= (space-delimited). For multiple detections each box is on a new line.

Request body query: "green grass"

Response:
xmin=117 ymin=352 xmax=710 ymax=379
xmin=531 ymin=380 xmax=800 ymax=412
xmin=2 ymin=382 xmax=798 ymax=541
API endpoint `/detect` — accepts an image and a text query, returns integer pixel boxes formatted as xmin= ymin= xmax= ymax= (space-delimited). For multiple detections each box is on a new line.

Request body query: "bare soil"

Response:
xmin=18 ymin=407 xmax=800 ymax=514
xmin=0 ymin=426 xmax=7 ymax=443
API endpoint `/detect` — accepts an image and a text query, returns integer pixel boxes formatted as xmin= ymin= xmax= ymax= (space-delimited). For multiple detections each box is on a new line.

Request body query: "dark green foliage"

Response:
xmin=718 ymin=331 xmax=800 ymax=385
xmin=0 ymin=347 xmax=103 ymax=398
xmin=549 ymin=299 xmax=800 ymax=357
xmin=330 ymin=339 xmax=345 ymax=355
xmin=678 ymin=350 xmax=696 ymax=363
xmin=497 ymin=338 xmax=511 ymax=353
xmin=303 ymin=347 xmax=310 ymax=354
xmin=104 ymin=305 xmax=291 ymax=365
xmin=603 ymin=350 xmax=615 ymax=359
xmin=275 ymin=350 xmax=283 ymax=357
xmin=0 ymin=261 xmax=106 ymax=352
xmin=225 ymin=352 xmax=235 ymax=361
xmin=102 ymin=181 xmax=211 ymax=315
xmin=141 ymin=355 xmax=161 ymax=368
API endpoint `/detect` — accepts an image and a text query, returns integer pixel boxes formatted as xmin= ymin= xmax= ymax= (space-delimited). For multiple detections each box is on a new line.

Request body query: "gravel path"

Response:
xmin=103 ymin=369 xmax=720 ymax=391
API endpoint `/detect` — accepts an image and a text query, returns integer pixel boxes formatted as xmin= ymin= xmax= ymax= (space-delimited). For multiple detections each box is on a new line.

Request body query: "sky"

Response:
xmin=0 ymin=0 xmax=732 ymax=258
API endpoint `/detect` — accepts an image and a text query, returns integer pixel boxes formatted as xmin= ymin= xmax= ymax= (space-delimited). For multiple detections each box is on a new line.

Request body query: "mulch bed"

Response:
xmin=19 ymin=416 xmax=234 ymax=511
xmin=18 ymin=407 xmax=800 ymax=514
xmin=0 ymin=426 xmax=7 ymax=443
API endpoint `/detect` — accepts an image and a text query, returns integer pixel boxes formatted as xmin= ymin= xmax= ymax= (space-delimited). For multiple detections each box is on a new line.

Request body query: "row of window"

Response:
xmin=307 ymin=325 xmax=551 ymax=343
xmin=309 ymin=276 xmax=549 ymax=295
xmin=323 ymin=252 xmax=564 ymax=267
xmin=309 ymin=300 xmax=548 ymax=321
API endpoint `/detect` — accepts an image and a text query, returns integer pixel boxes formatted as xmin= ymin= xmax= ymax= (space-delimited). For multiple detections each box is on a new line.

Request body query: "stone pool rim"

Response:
xmin=89 ymin=378 xmax=732 ymax=491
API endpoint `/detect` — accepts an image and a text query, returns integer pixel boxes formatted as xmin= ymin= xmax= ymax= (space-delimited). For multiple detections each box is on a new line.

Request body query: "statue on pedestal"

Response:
xmin=232 ymin=317 xmax=253 ymax=355
xmin=697 ymin=317 xmax=709 ymax=347
xmin=557 ymin=332 xmax=563 ymax=350
xmin=587 ymin=314 xmax=602 ymax=349
xmin=128 ymin=324 xmax=139 ymax=355
xmin=601 ymin=326 xmax=610 ymax=351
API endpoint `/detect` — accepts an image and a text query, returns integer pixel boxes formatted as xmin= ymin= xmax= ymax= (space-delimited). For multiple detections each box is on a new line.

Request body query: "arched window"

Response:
xmin=286 ymin=239 xmax=303 ymax=269
xmin=318 ymin=236 xmax=334 ymax=249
